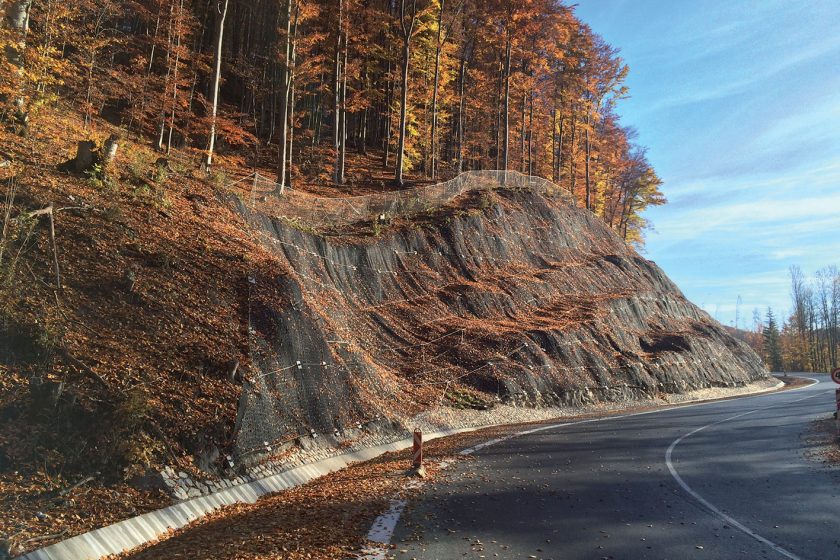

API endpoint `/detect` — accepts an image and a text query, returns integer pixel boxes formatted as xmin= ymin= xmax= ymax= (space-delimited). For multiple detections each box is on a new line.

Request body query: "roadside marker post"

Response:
xmin=412 ymin=429 xmax=423 ymax=468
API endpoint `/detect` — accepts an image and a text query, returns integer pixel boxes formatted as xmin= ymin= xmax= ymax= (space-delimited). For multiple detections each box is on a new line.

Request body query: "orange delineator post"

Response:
xmin=412 ymin=429 xmax=423 ymax=468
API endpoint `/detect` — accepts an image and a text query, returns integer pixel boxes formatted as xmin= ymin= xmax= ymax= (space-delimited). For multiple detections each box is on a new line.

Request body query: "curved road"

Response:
xmin=386 ymin=376 xmax=840 ymax=559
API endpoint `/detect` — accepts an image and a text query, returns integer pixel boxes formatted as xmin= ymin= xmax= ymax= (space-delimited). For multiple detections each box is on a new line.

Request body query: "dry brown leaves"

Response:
xmin=116 ymin=422 xmax=542 ymax=560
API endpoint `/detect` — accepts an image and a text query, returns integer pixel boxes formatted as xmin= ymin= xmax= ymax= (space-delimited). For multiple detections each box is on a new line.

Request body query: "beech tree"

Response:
xmin=205 ymin=0 xmax=229 ymax=168
xmin=5 ymin=0 xmax=664 ymax=242
xmin=394 ymin=0 xmax=420 ymax=186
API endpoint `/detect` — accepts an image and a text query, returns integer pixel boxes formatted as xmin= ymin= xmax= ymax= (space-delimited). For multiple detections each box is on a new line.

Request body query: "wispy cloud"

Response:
xmin=577 ymin=0 xmax=840 ymax=324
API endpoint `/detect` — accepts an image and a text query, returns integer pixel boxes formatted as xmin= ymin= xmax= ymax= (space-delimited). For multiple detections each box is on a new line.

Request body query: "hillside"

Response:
xmin=0 ymin=105 xmax=765 ymax=554
xmin=1 ymin=0 xmax=759 ymax=555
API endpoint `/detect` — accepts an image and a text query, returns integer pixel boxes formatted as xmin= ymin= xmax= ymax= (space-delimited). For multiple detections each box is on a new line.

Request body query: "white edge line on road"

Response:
xmin=358 ymin=377 xmax=819 ymax=557
xmin=665 ymin=382 xmax=828 ymax=560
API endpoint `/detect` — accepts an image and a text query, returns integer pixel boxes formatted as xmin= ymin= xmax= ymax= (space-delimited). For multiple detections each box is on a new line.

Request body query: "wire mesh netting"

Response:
xmin=244 ymin=170 xmax=572 ymax=230
xmin=228 ymin=169 xmax=764 ymax=464
xmin=231 ymin=171 xmax=570 ymax=461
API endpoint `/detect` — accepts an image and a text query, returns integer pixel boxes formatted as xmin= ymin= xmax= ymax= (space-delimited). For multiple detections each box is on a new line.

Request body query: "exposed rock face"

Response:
xmin=232 ymin=186 xmax=766 ymax=457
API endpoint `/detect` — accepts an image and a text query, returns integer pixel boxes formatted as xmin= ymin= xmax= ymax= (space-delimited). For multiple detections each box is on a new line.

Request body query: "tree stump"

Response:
xmin=71 ymin=140 xmax=96 ymax=173
xmin=102 ymin=133 xmax=120 ymax=165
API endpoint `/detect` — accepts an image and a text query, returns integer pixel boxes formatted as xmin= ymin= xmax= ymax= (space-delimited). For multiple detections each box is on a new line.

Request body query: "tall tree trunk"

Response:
xmin=519 ymin=90 xmax=525 ymax=173
xmin=568 ymin=115 xmax=576 ymax=195
xmin=429 ymin=0 xmax=445 ymax=180
xmin=395 ymin=41 xmax=410 ymax=185
xmin=551 ymin=106 xmax=557 ymax=181
xmin=157 ymin=2 xmax=175 ymax=151
xmin=332 ymin=0 xmax=344 ymax=183
xmin=286 ymin=7 xmax=299 ymax=188
xmin=502 ymin=37 xmax=511 ymax=172
xmin=3 ymin=1 xmax=31 ymax=66
xmin=206 ymin=0 xmax=229 ymax=168
xmin=288 ymin=80 xmax=295 ymax=188
xmin=166 ymin=0 xmax=185 ymax=154
xmin=383 ymin=52 xmax=392 ymax=167
xmin=277 ymin=0 xmax=293 ymax=188
xmin=527 ymin=92 xmax=533 ymax=175
xmin=584 ymin=112 xmax=592 ymax=210
xmin=557 ymin=115 xmax=564 ymax=182
xmin=456 ymin=49 xmax=467 ymax=174
xmin=494 ymin=55 xmax=502 ymax=169
xmin=395 ymin=0 xmax=417 ymax=186
xmin=338 ymin=26 xmax=348 ymax=183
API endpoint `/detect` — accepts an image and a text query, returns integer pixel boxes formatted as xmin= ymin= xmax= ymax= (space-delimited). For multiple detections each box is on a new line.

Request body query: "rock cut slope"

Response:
xmin=232 ymin=175 xmax=767 ymax=456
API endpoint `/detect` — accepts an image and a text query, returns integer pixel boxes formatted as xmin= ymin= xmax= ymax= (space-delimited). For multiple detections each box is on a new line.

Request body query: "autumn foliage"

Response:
xmin=3 ymin=0 xmax=663 ymax=243
xmin=0 ymin=1 xmax=669 ymax=552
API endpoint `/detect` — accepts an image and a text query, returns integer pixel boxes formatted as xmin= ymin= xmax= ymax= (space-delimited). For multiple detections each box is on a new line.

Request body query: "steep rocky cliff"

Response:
xmin=232 ymin=178 xmax=767 ymax=456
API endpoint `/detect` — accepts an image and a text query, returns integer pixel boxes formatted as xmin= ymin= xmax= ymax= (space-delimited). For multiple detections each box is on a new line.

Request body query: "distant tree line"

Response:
xmin=0 ymin=0 xmax=665 ymax=245
xmin=749 ymin=266 xmax=839 ymax=373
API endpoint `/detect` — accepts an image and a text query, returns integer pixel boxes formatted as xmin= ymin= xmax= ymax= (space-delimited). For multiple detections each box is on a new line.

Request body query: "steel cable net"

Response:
xmin=232 ymin=171 xmax=569 ymax=460
xmin=234 ymin=270 xmax=381 ymax=460
xmin=246 ymin=170 xmax=572 ymax=229
xmin=231 ymin=170 xmax=762 ymax=462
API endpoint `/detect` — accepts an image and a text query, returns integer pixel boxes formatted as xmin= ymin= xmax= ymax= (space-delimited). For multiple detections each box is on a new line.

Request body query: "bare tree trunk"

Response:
xmin=494 ymin=56 xmax=502 ymax=169
xmin=551 ymin=106 xmax=557 ymax=181
xmin=166 ymin=0 xmax=185 ymax=154
xmin=456 ymin=49 xmax=467 ymax=174
xmin=568 ymin=115 xmax=576 ymax=195
xmin=332 ymin=0 xmax=344 ymax=184
xmin=429 ymin=0 xmax=445 ymax=180
xmin=584 ymin=112 xmax=592 ymax=210
xmin=157 ymin=2 xmax=174 ymax=150
xmin=287 ymin=11 xmax=298 ymax=189
xmin=527 ymin=92 xmax=533 ymax=176
xmin=277 ymin=0 xmax=293 ymax=189
xmin=557 ymin=115 xmax=564 ymax=182
xmin=502 ymin=37 xmax=511 ymax=172
xmin=3 ymin=0 xmax=33 ymax=125
xmin=205 ymin=0 xmax=229 ymax=168
xmin=3 ymin=1 xmax=32 ymax=65
xmin=395 ymin=41 xmax=410 ymax=185
xmin=338 ymin=25 xmax=348 ymax=183
xmin=288 ymin=79 xmax=295 ymax=187
xmin=395 ymin=0 xmax=417 ymax=186
xmin=519 ymin=90 xmax=525 ymax=173
xmin=383 ymin=53 xmax=392 ymax=168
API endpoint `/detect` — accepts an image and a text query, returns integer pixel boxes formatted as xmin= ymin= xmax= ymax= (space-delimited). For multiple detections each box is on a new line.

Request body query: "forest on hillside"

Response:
xmin=750 ymin=266 xmax=840 ymax=374
xmin=0 ymin=0 xmax=664 ymax=244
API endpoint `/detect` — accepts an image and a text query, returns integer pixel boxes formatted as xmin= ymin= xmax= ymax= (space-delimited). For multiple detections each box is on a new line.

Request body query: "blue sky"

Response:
xmin=575 ymin=0 xmax=840 ymax=328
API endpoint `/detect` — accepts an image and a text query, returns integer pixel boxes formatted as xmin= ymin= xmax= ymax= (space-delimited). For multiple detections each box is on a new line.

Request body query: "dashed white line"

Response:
xmin=358 ymin=377 xmax=819 ymax=557
xmin=665 ymin=384 xmax=828 ymax=560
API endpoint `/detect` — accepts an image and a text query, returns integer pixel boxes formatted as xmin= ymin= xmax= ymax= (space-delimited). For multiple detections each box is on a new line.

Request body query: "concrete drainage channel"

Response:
xmin=16 ymin=426 xmax=486 ymax=560
xmin=17 ymin=381 xmax=785 ymax=560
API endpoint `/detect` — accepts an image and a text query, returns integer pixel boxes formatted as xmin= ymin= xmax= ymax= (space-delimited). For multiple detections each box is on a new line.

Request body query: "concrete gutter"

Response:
xmin=18 ymin=379 xmax=786 ymax=560
xmin=17 ymin=426 xmax=482 ymax=560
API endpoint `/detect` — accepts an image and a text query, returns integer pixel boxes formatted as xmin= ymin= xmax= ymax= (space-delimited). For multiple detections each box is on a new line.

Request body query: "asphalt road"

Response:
xmin=386 ymin=375 xmax=840 ymax=560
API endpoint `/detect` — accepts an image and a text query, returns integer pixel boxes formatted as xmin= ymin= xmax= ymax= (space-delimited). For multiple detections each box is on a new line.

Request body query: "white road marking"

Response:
xmin=665 ymin=385 xmax=829 ymax=560
xmin=358 ymin=377 xmax=820 ymax=557
xmin=359 ymin=499 xmax=409 ymax=560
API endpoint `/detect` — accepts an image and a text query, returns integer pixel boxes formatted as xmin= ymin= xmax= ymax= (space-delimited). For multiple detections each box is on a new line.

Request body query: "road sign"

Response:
xmin=832 ymin=367 xmax=840 ymax=385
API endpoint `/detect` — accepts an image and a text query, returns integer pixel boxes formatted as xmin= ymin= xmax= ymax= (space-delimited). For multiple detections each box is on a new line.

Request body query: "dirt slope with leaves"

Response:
xmin=1 ymin=108 xmax=765 ymax=555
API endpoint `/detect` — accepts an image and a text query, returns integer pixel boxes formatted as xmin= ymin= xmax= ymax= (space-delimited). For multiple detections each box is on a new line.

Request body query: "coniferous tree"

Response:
xmin=763 ymin=308 xmax=784 ymax=372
